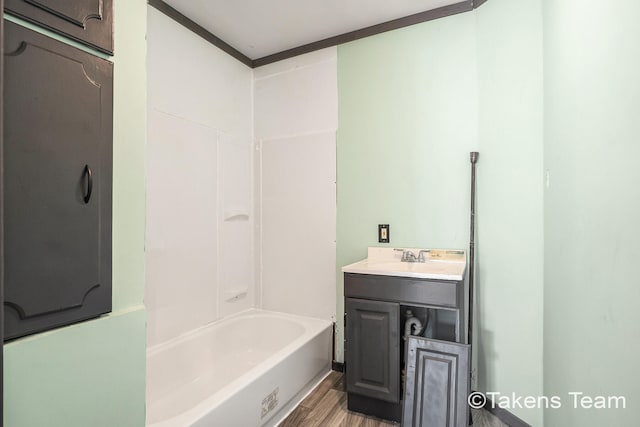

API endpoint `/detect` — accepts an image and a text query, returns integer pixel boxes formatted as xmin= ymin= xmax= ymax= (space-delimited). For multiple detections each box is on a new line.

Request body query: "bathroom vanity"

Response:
xmin=343 ymin=247 xmax=470 ymax=427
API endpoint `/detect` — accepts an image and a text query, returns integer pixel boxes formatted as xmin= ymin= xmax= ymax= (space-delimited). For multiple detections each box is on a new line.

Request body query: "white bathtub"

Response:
xmin=146 ymin=309 xmax=333 ymax=427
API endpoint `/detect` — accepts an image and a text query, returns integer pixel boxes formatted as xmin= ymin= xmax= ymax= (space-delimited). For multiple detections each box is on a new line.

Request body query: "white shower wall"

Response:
xmin=254 ymin=48 xmax=338 ymax=322
xmin=146 ymin=8 xmax=254 ymax=348
xmin=146 ymin=7 xmax=338 ymax=348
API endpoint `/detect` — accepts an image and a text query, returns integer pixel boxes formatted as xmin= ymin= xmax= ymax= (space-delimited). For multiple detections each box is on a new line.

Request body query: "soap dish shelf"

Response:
xmin=223 ymin=209 xmax=250 ymax=221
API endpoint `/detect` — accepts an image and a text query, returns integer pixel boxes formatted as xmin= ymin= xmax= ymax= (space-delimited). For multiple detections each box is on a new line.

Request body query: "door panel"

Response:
xmin=402 ymin=337 xmax=470 ymax=427
xmin=1 ymin=0 xmax=5 ymax=421
xmin=346 ymin=298 xmax=400 ymax=403
xmin=21 ymin=0 xmax=102 ymax=27
xmin=5 ymin=0 xmax=113 ymax=54
xmin=3 ymin=22 xmax=112 ymax=340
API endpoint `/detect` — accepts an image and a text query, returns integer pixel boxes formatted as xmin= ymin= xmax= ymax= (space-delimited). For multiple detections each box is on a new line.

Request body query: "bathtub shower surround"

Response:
xmin=255 ymin=48 xmax=338 ymax=322
xmin=146 ymin=4 xmax=338 ymax=348
xmin=146 ymin=7 xmax=255 ymax=348
xmin=146 ymin=310 xmax=332 ymax=427
xmin=146 ymin=10 xmax=337 ymax=427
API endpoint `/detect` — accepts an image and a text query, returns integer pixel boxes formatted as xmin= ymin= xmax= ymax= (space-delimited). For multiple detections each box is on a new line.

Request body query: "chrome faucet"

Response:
xmin=394 ymin=248 xmax=410 ymax=261
xmin=394 ymin=248 xmax=429 ymax=263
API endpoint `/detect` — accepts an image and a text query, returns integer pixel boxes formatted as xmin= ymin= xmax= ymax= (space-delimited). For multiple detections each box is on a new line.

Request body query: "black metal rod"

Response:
xmin=468 ymin=151 xmax=478 ymax=349
xmin=468 ymin=152 xmax=478 ymax=426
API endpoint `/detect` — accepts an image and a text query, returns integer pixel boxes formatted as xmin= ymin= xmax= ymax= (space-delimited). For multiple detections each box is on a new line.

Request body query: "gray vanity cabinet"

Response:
xmin=402 ymin=337 xmax=470 ymax=427
xmin=344 ymin=272 xmax=469 ymax=424
xmin=5 ymin=0 xmax=114 ymax=54
xmin=3 ymin=22 xmax=113 ymax=340
xmin=346 ymin=298 xmax=400 ymax=403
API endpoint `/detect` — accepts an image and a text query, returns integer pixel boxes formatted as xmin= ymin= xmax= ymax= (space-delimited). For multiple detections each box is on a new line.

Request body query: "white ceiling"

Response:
xmin=163 ymin=0 xmax=463 ymax=59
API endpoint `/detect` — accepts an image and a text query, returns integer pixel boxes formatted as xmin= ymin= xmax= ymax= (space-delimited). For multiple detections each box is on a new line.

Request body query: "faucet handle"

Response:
xmin=418 ymin=250 xmax=430 ymax=263
xmin=394 ymin=248 xmax=407 ymax=262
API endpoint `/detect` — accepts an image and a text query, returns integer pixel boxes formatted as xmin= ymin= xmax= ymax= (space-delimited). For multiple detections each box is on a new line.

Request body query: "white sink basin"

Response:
xmin=342 ymin=247 xmax=466 ymax=281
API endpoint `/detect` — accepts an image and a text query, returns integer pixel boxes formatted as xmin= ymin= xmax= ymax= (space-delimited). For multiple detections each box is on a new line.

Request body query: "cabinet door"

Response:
xmin=5 ymin=0 xmax=113 ymax=54
xmin=3 ymin=22 xmax=113 ymax=340
xmin=346 ymin=298 xmax=400 ymax=403
xmin=402 ymin=337 xmax=470 ymax=427
xmin=1 ymin=1 xmax=5 ymax=419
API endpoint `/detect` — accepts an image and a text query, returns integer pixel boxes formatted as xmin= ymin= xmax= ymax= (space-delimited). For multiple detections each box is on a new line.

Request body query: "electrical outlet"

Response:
xmin=378 ymin=224 xmax=389 ymax=243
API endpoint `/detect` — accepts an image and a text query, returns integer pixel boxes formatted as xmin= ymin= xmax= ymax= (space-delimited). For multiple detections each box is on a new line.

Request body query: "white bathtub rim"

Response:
xmin=146 ymin=309 xmax=332 ymax=427
xmin=146 ymin=307 xmax=331 ymax=357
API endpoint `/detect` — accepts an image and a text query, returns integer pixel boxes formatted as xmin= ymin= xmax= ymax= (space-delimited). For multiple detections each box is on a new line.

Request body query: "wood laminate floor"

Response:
xmin=278 ymin=371 xmax=508 ymax=427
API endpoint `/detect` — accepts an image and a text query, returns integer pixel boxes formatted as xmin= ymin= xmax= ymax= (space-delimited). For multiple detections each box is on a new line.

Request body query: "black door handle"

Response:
xmin=83 ymin=164 xmax=93 ymax=204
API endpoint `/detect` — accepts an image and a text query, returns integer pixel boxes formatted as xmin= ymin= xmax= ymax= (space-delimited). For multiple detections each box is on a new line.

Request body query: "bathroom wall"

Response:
xmin=254 ymin=48 xmax=338 ymax=322
xmin=475 ymin=0 xmax=544 ymax=425
xmin=337 ymin=2 xmax=544 ymax=424
xmin=145 ymin=8 xmax=254 ymax=348
xmin=543 ymin=0 xmax=640 ymax=424
xmin=337 ymin=10 xmax=477 ymax=357
xmin=3 ymin=1 xmax=148 ymax=425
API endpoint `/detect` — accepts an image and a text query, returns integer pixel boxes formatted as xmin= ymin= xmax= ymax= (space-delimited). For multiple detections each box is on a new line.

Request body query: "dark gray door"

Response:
xmin=1 ymin=1 xmax=5 ymax=422
xmin=3 ymin=22 xmax=112 ymax=340
xmin=4 ymin=0 xmax=113 ymax=54
xmin=346 ymin=298 xmax=400 ymax=403
xmin=402 ymin=337 xmax=471 ymax=427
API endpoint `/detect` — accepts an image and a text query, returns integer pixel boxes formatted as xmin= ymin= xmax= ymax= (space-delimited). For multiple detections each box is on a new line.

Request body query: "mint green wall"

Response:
xmin=337 ymin=2 xmax=544 ymax=425
xmin=475 ymin=0 xmax=543 ymax=425
xmin=3 ymin=1 xmax=148 ymax=426
xmin=543 ymin=0 xmax=640 ymax=425
xmin=4 ymin=310 xmax=146 ymax=427
xmin=112 ymin=0 xmax=148 ymax=314
xmin=337 ymin=8 xmax=477 ymax=352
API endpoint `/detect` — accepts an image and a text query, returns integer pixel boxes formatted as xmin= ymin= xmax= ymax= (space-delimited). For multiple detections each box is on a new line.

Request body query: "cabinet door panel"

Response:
xmin=402 ymin=337 xmax=470 ymax=427
xmin=346 ymin=298 xmax=400 ymax=403
xmin=5 ymin=0 xmax=113 ymax=54
xmin=3 ymin=22 xmax=112 ymax=340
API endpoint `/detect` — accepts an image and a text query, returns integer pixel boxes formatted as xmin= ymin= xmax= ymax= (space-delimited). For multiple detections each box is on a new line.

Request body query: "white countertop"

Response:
xmin=342 ymin=247 xmax=467 ymax=281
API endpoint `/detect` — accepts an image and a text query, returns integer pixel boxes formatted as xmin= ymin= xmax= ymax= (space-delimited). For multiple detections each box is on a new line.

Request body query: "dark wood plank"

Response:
xmin=283 ymin=372 xmax=508 ymax=427
xmin=301 ymin=389 xmax=347 ymax=427
xmin=483 ymin=396 xmax=530 ymax=426
xmin=281 ymin=372 xmax=405 ymax=426
xmin=300 ymin=370 xmax=342 ymax=409
xmin=339 ymin=393 xmax=367 ymax=427
xmin=332 ymin=374 xmax=345 ymax=392
xmin=342 ymin=411 xmax=366 ymax=427
xmin=279 ymin=406 xmax=311 ymax=427
xmin=361 ymin=417 xmax=398 ymax=427
xmin=318 ymin=389 xmax=348 ymax=426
